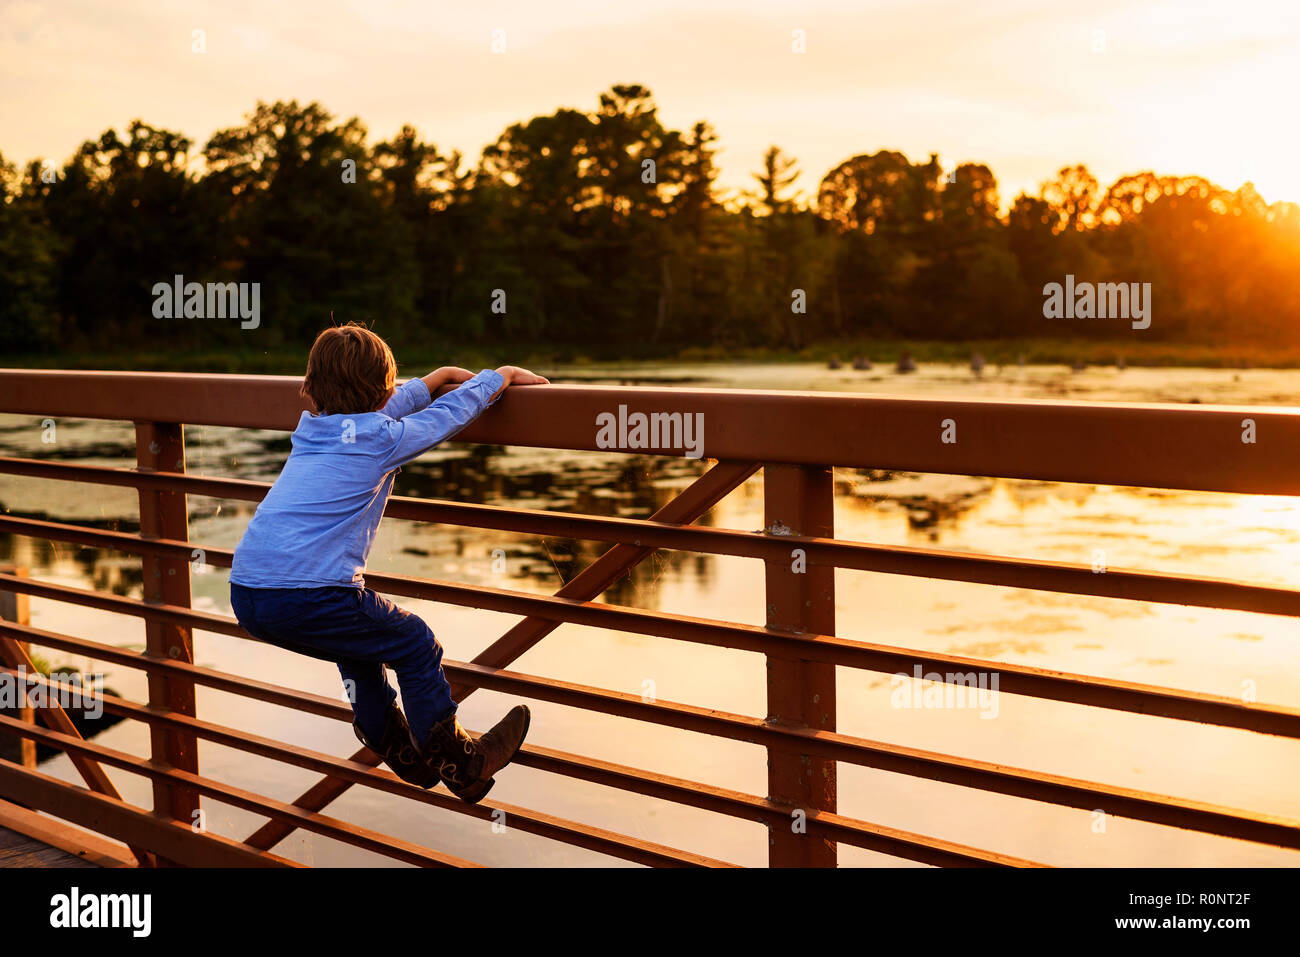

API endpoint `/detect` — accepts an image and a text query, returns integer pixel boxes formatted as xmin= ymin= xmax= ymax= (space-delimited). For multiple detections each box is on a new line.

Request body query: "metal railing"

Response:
xmin=1 ymin=368 xmax=1298 ymax=867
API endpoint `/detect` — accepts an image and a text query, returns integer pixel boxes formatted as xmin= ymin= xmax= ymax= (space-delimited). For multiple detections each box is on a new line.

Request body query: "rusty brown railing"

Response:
xmin=1 ymin=368 xmax=1298 ymax=867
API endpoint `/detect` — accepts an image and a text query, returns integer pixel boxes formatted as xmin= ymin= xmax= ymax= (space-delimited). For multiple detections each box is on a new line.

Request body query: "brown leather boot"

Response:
xmin=418 ymin=705 xmax=531 ymax=804
xmin=353 ymin=703 xmax=440 ymax=789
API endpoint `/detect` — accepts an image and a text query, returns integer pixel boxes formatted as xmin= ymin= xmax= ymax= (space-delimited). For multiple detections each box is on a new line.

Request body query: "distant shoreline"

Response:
xmin=6 ymin=338 xmax=1296 ymax=375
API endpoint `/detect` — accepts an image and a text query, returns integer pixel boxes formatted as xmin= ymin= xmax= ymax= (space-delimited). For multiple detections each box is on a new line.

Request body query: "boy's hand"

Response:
xmin=496 ymin=365 xmax=549 ymax=386
xmin=421 ymin=366 xmax=477 ymax=393
xmin=491 ymin=365 xmax=549 ymax=401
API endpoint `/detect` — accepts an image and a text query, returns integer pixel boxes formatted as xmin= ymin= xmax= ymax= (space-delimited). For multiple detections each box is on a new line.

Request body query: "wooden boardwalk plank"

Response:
xmin=0 ymin=825 xmax=99 ymax=867
xmin=0 ymin=799 xmax=134 ymax=867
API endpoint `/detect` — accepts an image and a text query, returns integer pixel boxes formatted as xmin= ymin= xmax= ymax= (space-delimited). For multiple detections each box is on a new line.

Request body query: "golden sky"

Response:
xmin=2 ymin=0 xmax=1297 ymax=206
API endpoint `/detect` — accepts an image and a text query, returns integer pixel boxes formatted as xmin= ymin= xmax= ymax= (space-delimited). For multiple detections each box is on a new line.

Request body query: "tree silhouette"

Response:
xmin=2 ymin=86 xmax=1299 ymax=359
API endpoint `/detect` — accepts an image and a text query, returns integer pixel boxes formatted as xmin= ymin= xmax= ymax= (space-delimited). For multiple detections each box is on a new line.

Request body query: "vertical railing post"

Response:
xmin=0 ymin=565 xmax=37 ymax=770
xmin=135 ymin=422 xmax=200 ymax=854
xmin=763 ymin=464 xmax=837 ymax=867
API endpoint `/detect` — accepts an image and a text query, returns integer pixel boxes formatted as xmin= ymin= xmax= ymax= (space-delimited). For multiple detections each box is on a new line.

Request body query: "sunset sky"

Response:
xmin=2 ymin=0 xmax=1297 ymax=208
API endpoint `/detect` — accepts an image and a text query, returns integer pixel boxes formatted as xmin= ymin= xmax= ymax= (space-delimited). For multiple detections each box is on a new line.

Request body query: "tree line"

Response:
xmin=2 ymin=84 xmax=1297 ymax=357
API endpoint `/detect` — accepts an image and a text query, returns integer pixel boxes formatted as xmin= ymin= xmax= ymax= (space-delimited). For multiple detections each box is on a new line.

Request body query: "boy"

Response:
xmin=229 ymin=322 xmax=548 ymax=804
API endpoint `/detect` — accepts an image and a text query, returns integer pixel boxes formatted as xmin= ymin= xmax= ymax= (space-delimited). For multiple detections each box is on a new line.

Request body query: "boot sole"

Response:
xmin=452 ymin=706 xmax=531 ymax=805
xmin=505 ymin=705 xmax=532 ymax=766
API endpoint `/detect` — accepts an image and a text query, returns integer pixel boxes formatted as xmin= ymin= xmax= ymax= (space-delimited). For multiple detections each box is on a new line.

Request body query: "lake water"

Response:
xmin=2 ymin=360 xmax=1298 ymax=867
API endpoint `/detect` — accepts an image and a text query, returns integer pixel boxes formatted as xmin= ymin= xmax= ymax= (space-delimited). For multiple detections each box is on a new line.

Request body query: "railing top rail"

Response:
xmin=2 ymin=368 xmax=1298 ymax=493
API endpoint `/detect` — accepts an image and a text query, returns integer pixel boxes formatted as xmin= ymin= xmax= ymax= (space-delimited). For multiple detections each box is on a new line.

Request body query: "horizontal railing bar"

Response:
xmin=3 ymin=588 xmax=1293 ymax=851
xmin=0 ymin=667 xmax=734 ymax=868
xmin=4 ymin=559 xmax=1300 ymax=739
xmin=0 ymin=622 xmax=1038 ymax=866
xmin=442 ymin=661 xmax=1300 ymax=851
xmin=0 ymin=760 xmax=299 ymax=867
xmin=0 ymin=456 xmax=267 ymax=503
xmin=513 ymin=740 xmax=1043 ymax=867
xmin=0 ymin=621 xmax=1038 ymax=867
xmin=0 ymin=711 xmax=482 ymax=868
xmin=6 ymin=460 xmax=1300 ymax=620
xmin=1 ymin=618 xmax=349 ymax=716
xmin=3 ymin=370 xmax=1300 ymax=493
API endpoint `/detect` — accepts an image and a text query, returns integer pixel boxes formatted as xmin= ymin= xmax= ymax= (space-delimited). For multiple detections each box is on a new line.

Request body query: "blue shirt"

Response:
xmin=230 ymin=369 xmax=505 ymax=588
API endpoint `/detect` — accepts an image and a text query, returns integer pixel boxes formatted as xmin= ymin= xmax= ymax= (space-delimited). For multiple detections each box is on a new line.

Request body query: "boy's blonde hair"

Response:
xmin=300 ymin=323 xmax=396 ymax=415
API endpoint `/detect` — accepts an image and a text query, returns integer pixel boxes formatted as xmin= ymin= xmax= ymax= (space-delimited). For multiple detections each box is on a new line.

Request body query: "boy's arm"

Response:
xmin=422 ymin=367 xmax=478 ymax=394
xmin=380 ymin=367 xmax=476 ymax=420
xmin=378 ymin=366 xmax=549 ymax=470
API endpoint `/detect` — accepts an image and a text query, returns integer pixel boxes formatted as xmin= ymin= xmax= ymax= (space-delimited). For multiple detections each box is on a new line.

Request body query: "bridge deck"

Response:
xmin=0 ymin=824 xmax=99 ymax=867
xmin=0 ymin=798 xmax=132 ymax=868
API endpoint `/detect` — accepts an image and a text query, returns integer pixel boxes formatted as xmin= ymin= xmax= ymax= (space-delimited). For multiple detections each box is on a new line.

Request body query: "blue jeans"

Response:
xmin=229 ymin=583 xmax=457 ymax=746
